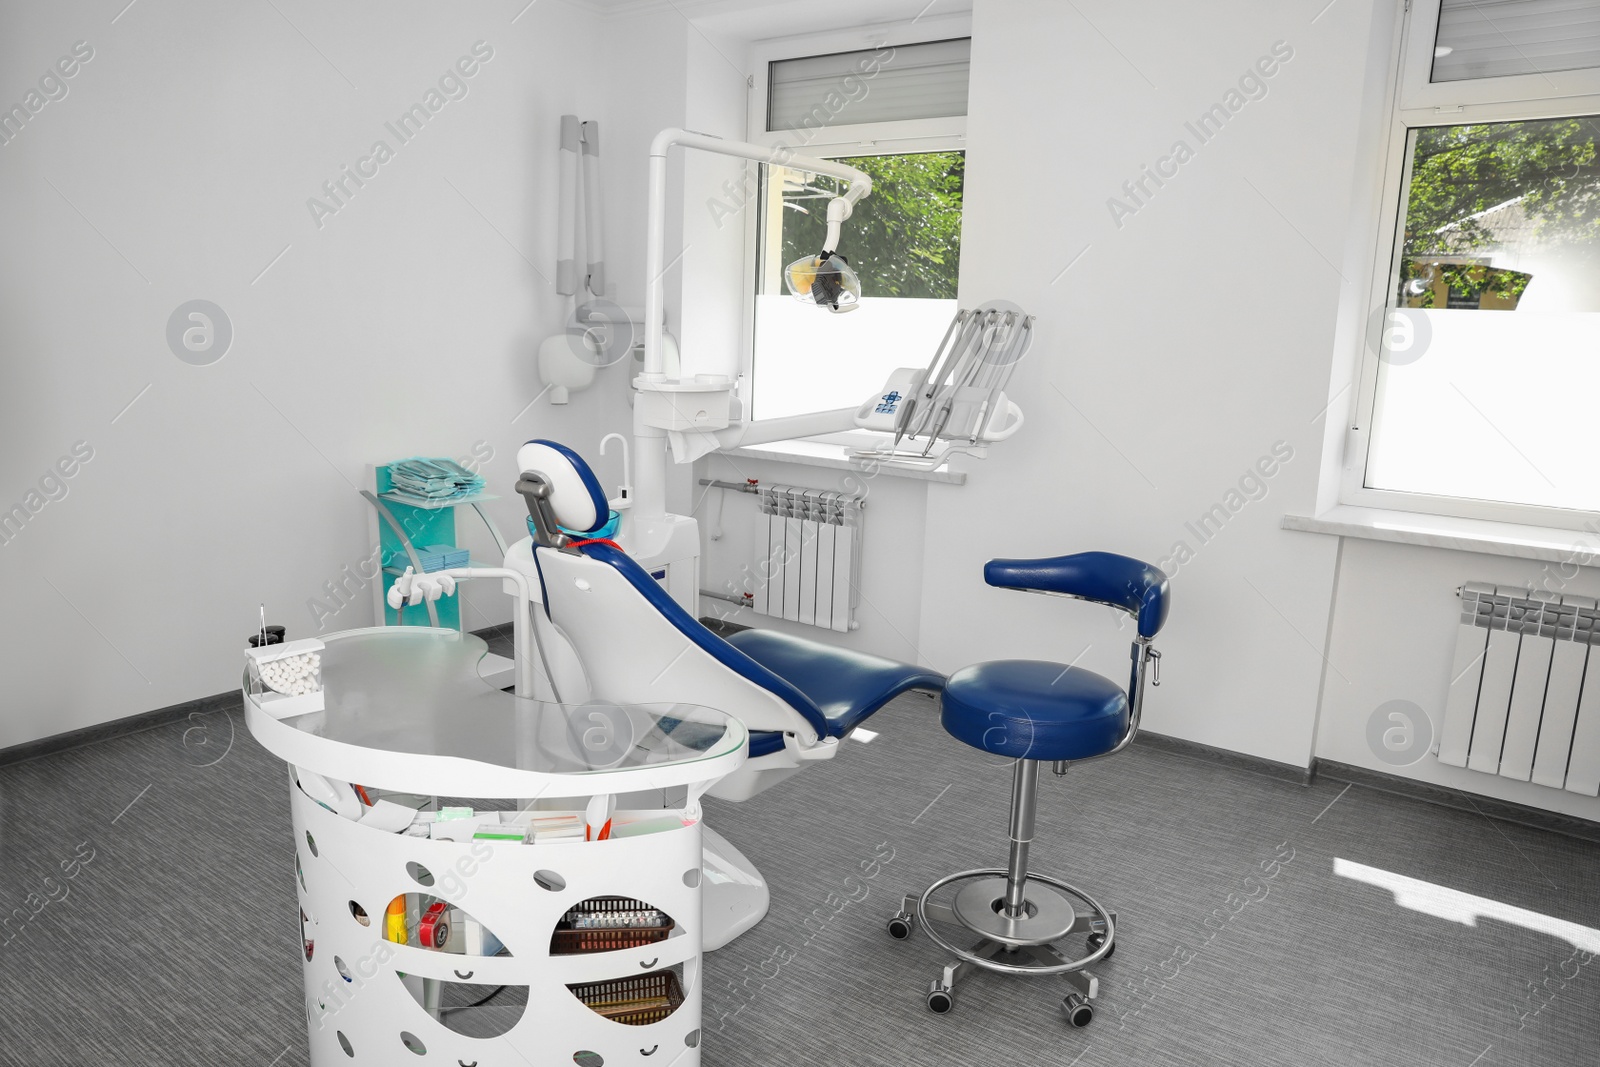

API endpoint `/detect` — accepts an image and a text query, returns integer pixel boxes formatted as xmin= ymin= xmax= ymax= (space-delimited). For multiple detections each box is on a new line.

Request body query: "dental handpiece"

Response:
xmin=898 ymin=309 xmax=969 ymax=447
xmin=911 ymin=311 xmax=986 ymax=441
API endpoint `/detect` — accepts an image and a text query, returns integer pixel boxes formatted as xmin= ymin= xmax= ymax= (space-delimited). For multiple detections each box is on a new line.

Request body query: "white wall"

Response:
xmin=10 ymin=0 xmax=1596 ymax=822
xmin=0 ymin=0 xmax=641 ymax=748
xmin=1317 ymin=539 xmax=1600 ymax=821
xmin=594 ymin=9 xmax=692 ymax=514
xmin=1289 ymin=6 xmax=1600 ymax=823
xmin=690 ymin=0 xmax=1600 ymax=821
xmin=907 ymin=0 xmax=1369 ymax=767
xmin=678 ymin=23 xmax=751 ymax=385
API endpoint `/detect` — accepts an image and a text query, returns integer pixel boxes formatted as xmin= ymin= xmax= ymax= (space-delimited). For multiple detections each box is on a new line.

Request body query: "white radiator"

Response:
xmin=1439 ymin=582 xmax=1600 ymax=795
xmin=751 ymin=485 xmax=862 ymax=633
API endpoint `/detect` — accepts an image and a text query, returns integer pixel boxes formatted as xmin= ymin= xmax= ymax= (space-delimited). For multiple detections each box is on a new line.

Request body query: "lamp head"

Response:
xmin=781 ymin=193 xmax=863 ymax=313
xmin=785 ymin=252 xmax=860 ymax=313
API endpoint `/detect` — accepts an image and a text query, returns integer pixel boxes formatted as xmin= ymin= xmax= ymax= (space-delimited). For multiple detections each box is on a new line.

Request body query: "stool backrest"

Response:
xmin=984 ymin=551 xmax=1170 ymax=638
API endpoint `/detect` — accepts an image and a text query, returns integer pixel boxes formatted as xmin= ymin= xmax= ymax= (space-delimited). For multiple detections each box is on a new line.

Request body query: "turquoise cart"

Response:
xmin=361 ymin=463 xmax=509 ymax=631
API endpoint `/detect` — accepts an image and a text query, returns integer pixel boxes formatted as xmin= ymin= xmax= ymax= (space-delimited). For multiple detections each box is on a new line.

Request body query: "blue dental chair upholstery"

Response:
xmin=571 ymin=540 xmax=945 ymax=758
xmin=724 ymin=630 xmax=946 ymax=756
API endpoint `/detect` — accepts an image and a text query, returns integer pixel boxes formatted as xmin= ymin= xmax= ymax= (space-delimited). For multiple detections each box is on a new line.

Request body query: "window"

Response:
xmin=1431 ymin=0 xmax=1600 ymax=82
xmin=767 ymin=38 xmax=971 ymax=129
xmin=750 ymin=151 xmax=965 ymax=420
xmin=744 ymin=32 xmax=970 ymax=427
xmin=1351 ymin=0 xmax=1600 ymax=527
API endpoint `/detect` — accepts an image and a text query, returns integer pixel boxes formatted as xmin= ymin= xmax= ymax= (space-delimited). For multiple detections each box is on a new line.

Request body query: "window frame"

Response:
xmin=1344 ymin=0 xmax=1600 ymax=530
xmin=1399 ymin=0 xmax=1600 ymax=111
xmin=740 ymin=18 xmax=971 ymax=447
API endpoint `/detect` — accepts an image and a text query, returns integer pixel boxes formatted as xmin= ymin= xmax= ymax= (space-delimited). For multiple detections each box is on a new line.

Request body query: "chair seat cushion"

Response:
xmin=941 ymin=660 xmax=1128 ymax=761
xmin=725 ymin=629 xmax=945 ymax=757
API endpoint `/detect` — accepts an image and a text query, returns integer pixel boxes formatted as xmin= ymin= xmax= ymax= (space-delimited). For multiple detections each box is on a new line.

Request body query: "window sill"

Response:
xmin=1281 ymin=505 xmax=1595 ymax=564
xmin=721 ymin=440 xmax=969 ymax=485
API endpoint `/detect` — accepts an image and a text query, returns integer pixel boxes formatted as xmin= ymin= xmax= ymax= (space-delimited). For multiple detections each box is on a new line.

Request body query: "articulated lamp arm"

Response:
xmin=639 ymin=128 xmax=872 ymax=382
xmin=631 ymin=129 xmax=873 ymax=523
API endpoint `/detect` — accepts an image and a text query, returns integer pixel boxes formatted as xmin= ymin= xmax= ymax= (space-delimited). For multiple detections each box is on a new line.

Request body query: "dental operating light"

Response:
xmin=630 ymin=128 xmax=874 ymax=533
xmin=784 ymin=191 xmax=864 ymax=313
xmin=638 ymin=129 xmax=872 ymax=386
xmin=786 ymin=251 xmax=861 ymax=313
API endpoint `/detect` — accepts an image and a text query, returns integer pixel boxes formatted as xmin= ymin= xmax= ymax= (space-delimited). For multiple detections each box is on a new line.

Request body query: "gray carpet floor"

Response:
xmin=1 ymin=681 xmax=1596 ymax=1065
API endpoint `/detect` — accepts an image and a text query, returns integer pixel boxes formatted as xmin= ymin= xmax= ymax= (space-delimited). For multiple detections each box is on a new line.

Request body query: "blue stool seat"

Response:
xmin=942 ymin=660 xmax=1129 ymax=762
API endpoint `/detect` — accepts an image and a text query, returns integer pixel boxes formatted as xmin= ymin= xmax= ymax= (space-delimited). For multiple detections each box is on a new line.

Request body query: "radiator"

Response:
xmin=1439 ymin=582 xmax=1600 ymax=795
xmin=750 ymin=485 xmax=862 ymax=633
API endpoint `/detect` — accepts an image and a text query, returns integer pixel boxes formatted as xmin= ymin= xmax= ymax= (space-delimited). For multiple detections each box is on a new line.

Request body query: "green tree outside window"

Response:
xmin=778 ymin=151 xmax=965 ymax=300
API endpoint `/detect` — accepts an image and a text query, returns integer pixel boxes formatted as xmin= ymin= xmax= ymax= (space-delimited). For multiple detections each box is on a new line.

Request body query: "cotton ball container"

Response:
xmin=253 ymin=647 xmax=323 ymax=697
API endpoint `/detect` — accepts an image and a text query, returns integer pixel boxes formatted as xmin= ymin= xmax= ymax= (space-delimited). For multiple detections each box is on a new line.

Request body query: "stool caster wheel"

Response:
xmin=887 ymin=912 xmax=914 ymax=940
xmin=1087 ymin=931 xmax=1114 ymax=959
xmin=1062 ymin=993 xmax=1093 ymax=1028
xmin=926 ymin=981 xmax=954 ymax=1015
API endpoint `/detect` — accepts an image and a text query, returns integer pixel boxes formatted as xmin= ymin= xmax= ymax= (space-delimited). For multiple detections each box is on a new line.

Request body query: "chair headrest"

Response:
xmin=516 ymin=439 xmax=610 ymax=534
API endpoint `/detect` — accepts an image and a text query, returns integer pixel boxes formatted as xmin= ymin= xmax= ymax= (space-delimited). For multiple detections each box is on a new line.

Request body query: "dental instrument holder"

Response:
xmin=849 ymin=305 xmax=1031 ymax=470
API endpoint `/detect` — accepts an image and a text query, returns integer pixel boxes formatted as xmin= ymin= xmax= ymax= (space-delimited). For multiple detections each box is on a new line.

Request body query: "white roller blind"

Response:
xmin=1433 ymin=0 xmax=1600 ymax=81
xmin=767 ymin=38 xmax=970 ymax=131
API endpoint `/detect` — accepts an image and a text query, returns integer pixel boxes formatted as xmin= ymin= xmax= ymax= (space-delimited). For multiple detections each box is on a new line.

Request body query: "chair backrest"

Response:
xmin=984 ymin=550 xmax=1170 ymax=639
xmin=516 ymin=440 xmax=829 ymax=741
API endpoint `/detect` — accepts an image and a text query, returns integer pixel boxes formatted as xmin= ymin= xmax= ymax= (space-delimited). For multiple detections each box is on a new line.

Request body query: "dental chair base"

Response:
xmin=886 ymin=551 xmax=1169 ymax=1030
xmin=701 ymin=825 xmax=770 ymax=950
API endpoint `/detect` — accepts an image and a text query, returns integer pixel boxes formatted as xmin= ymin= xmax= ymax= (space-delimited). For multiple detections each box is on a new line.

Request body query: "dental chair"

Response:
xmin=505 ymin=440 xmax=945 ymax=948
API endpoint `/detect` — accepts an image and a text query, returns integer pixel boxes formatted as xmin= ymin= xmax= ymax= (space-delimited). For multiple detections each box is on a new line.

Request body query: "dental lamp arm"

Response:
xmin=707 ymin=406 xmax=860 ymax=451
xmin=631 ymin=129 xmax=871 ymax=524
xmin=822 ymin=196 xmax=853 ymax=255
xmin=641 ymin=128 xmax=872 ymax=382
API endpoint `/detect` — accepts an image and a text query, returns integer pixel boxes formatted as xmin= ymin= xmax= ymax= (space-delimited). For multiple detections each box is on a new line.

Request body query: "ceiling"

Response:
xmin=581 ymin=0 xmax=972 ymax=44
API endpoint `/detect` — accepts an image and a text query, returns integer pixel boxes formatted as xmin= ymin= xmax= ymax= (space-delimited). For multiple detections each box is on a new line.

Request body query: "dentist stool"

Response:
xmin=887 ymin=551 xmax=1169 ymax=1028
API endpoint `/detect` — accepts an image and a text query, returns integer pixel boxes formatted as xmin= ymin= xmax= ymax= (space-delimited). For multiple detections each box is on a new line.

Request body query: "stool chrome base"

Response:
xmin=951 ymin=874 xmax=1080 ymax=946
xmin=888 ymin=873 xmax=1116 ymax=1025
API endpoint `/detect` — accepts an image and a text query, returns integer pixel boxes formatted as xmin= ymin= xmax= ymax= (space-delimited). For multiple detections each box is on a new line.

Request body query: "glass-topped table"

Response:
xmin=244 ymin=626 xmax=747 ymax=798
xmin=243 ymin=626 xmax=742 ymax=1065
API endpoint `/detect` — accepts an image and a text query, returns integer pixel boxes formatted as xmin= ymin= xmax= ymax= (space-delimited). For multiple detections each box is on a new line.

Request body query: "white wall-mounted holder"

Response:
xmin=541 ymin=116 xmax=630 ymax=405
xmin=244 ymin=625 xmax=747 ymax=1066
